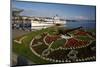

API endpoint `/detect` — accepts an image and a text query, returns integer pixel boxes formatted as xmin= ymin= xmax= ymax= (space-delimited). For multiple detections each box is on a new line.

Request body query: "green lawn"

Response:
xmin=76 ymin=36 xmax=93 ymax=41
xmin=12 ymin=27 xmax=96 ymax=64
xmin=13 ymin=27 xmax=56 ymax=64
xmin=51 ymin=39 xmax=66 ymax=49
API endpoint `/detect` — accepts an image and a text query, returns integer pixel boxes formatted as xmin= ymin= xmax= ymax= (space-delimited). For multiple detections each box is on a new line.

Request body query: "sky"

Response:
xmin=12 ymin=0 xmax=96 ymax=20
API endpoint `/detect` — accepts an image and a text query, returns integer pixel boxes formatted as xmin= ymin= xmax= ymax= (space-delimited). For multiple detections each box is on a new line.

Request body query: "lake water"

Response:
xmin=64 ymin=21 xmax=96 ymax=30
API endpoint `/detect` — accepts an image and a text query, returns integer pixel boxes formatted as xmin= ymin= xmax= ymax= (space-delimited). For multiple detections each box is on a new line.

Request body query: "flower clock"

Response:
xmin=30 ymin=30 xmax=96 ymax=63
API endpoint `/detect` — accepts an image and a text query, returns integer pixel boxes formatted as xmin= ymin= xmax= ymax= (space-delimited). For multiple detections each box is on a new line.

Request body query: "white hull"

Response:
xmin=31 ymin=23 xmax=53 ymax=30
xmin=31 ymin=15 xmax=66 ymax=30
xmin=31 ymin=21 xmax=66 ymax=30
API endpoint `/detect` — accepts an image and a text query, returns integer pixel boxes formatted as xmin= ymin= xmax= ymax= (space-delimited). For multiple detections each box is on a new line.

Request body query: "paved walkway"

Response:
xmin=12 ymin=29 xmax=31 ymax=38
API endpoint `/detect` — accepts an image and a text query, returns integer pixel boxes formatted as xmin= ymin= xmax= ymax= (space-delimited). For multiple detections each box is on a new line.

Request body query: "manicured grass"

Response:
xmin=51 ymin=39 xmax=66 ymax=49
xmin=76 ymin=36 xmax=93 ymax=40
xmin=13 ymin=27 xmax=96 ymax=64
xmin=13 ymin=27 xmax=56 ymax=64
xmin=87 ymin=29 xmax=96 ymax=33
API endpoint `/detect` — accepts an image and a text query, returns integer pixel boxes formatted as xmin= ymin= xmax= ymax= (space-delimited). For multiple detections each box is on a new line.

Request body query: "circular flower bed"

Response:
xmin=30 ymin=29 xmax=96 ymax=63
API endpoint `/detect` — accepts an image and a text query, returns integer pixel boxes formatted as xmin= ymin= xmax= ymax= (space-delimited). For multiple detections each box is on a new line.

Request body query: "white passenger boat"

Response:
xmin=31 ymin=15 xmax=66 ymax=30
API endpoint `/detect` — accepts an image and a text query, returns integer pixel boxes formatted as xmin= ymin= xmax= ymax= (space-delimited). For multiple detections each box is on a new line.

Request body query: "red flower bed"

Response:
xmin=64 ymin=38 xmax=89 ymax=48
xmin=74 ymin=30 xmax=88 ymax=36
xmin=45 ymin=35 xmax=60 ymax=44
xmin=64 ymin=38 xmax=79 ymax=47
xmin=78 ymin=40 xmax=89 ymax=46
